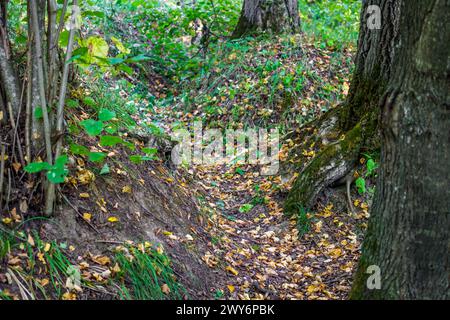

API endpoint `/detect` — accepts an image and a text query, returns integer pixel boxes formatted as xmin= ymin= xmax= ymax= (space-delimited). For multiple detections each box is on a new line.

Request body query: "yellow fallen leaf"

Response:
xmin=2 ymin=218 xmax=12 ymax=225
xmin=40 ymin=278 xmax=49 ymax=286
xmin=83 ymin=212 xmax=92 ymax=222
xmin=112 ymin=263 xmax=121 ymax=273
xmin=79 ymin=193 xmax=90 ymax=198
xmin=225 ymin=266 xmax=239 ymax=276
xmin=77 ymin=169 xmax=95 ymax=185
xmin=122 ymin=185 xmax=132 ymax=193
xmin=44 ymin=243 xmax=51 ymax=252
xmin=37 ymin=252 xmax=46 ymax=264
xmin=107 ymin=216 xmax=119 ymax=223
xmin=93 ymin=255 xmax=110 ymax=266
xmin=227 ymin=285 xmax=235 ymax=293
xmin=62 ymin=292 xmax=77 ymax=300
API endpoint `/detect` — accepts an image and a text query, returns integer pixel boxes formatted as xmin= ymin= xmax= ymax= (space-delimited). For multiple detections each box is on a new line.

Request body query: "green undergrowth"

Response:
xmin=115 ymin=244 xmax=186 ymax=300
xmin=0 ymin=230 xmax=184 ymax=300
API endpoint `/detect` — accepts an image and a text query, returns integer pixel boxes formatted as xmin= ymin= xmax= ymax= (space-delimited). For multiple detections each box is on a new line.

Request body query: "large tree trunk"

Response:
xmin=351 ymin=0 xmax=449 ymax=299
xmin=341 ymin=0 xmax=400 ymax=131
xmin=285 ymin=0 xmax=400 ymax=213
xmin=232 ymin=0 xmax=300 ymax=38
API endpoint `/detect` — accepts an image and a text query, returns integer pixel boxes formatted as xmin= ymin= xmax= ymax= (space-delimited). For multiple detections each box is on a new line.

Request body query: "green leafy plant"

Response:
xmin=114 ymin=244 xmax=185 ymax=300
xmin=296 ymin=206 xmax=312 ymax=238
xmin=355 ymin=154 xmax=379 ymax=194
xmin=239 ymin=203 xmax=254 ymax=213
xmin=24 ymin=155 xmax=69 ymax=184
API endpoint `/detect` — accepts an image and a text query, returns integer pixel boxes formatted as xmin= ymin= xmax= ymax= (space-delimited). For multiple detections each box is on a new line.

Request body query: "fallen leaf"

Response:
xmin=225 ymin=266 xmax=239 ymax=276
xmin=107 ymin=216 xmax=119 ymax=223
xmin=161 ymin=283 xmax=171 ymax=294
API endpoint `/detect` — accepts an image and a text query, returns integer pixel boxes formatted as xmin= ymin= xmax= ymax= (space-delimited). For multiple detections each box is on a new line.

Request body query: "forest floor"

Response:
xmin=1 ymin=27 xmax=374 ymax=301
xmin=184 ymin=162 xmax=369 ymax=300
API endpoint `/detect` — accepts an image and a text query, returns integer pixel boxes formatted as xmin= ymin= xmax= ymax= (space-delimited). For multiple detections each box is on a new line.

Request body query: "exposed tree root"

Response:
xmin=284 ymin=105 xmax=378 ymax=215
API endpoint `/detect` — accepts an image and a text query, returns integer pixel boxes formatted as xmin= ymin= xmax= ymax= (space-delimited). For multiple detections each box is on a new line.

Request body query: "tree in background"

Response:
xmin=232 ymin=0 xmax=300 ymax=38
xmin=351 ymin=0 xmax=449 ymax=299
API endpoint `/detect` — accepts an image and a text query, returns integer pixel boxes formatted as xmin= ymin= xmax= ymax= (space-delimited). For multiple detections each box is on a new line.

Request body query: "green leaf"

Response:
xmin=142 ymin=147 xmax=157 ymax=155
xmin=80 ymin=119 xmax=104 ymax=136
xmin=111 ymin=36 xmax=131 ymax=54
xmin=126 ymin=54 xmax=150 ymax=63
xmin=46 ymin=167 xmax=68 ymax=184
xmin=100 ymin=163 xmax=110 ymax=175
xmin=129 ymin=155 xmax=143 ymax=164
xmin=100 ymin=135 xmax=123 ymax=147
xmin=82 ymin=10 xmax=105 ymax=19
xmin=54 ymin=155 xmax=68 ymax=168
xmin=239 ymin=203 xmax=254 ymax=213
xmin=366 ymin=159 xmax=377 ymax=176
xmin=355 ymin=177 xmax=366 ymax=194
xmin=88 ymin=152 xmax=106 ymax=163
xmin=66 ymin=99 xmax=79 ymax=108
xmin=46 ymin=155 xmax=69 ymax=184
xmin=98 ymin=108 xmax=116 ymax=122
xmin=59 ymin=30 xmax=69 ymax=47
xmin=70 ymin=143 xmax=90 ymax=155
xmin=80 ymin=36 xmax=109 ymax=65
xmin=24 ymin=162 xmax=51 ymax=173
xmin=83 ymin=96 xmax=96 ymax=107
xmin=34 ymin=107 xmax=43 ymax=119
xmin=104 ymin=124 xmax=118 ymax=134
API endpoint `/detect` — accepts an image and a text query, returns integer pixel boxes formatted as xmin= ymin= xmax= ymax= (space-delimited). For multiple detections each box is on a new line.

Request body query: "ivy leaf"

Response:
xmin=98 ymin=108 xmax=116 ymax=122
xmin=80 ymin=119 xmax=104 ymax=136
xmin=88 ymin=152 xmax=106 ymax=163
xmin=100 ymin=135 xmax=123 ymax=147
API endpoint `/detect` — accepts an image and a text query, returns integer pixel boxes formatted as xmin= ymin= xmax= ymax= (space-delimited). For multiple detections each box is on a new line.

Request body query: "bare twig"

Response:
xmin=47 ymin=0 xmax=78 ymax=217
xmin=0 ymin=141 xmax=6 ymax=209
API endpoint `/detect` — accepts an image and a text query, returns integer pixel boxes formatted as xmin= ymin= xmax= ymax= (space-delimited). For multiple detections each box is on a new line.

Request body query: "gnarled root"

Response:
xmin=284 ymin=123 xmax=364 ymax=215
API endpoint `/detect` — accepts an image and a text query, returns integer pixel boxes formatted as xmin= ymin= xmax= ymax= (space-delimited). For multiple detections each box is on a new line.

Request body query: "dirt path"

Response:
xmin=186 ymin=162 xmax=367 ymax=300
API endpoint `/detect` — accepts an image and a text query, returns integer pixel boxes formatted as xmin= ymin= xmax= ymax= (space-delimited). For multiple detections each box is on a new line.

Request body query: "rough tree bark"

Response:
xmin=285 ymin=0 xmax=400 ymax=213
xmin=232 ymin=0 xmax=300 ymax=38
xmin=0 ymin=0 xmax=21 ymax=117
xmin=351 ymin=0 xmax=449 ymax=299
